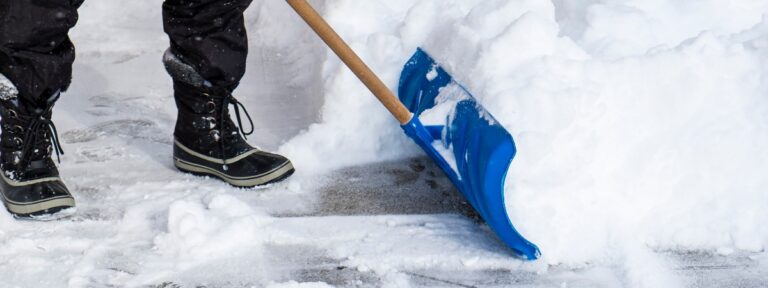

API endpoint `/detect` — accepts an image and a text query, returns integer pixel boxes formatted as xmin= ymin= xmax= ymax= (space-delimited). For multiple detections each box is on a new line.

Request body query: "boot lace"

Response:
xmin=6 ymin=108 xmax=64 ymax=175
xmin=208 ymin=92 xmax=254 ymax=171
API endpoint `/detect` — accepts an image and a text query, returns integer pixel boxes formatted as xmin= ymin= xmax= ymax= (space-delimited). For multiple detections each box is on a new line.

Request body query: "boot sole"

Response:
xmin=14 ymin=207 xmax=77 ymax=221
xmin=174 ymin=158 xmax=295 ymax=188
xmin=3 ymin=196 xmax=76 ymax=219
xmin=1 ymin=174 xmax=76 ymax=219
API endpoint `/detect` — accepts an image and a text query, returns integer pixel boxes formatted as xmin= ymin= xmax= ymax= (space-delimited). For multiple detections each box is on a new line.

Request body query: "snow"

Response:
xmin=417 ymin=83 xmax=474 ymax=178
xmin=417 ymin=83 xmax=470 ymax=126
xmin=424 ymin=66 xmax=438 ymax=82
xmin=0 ymin=0 xmax=766 ymax=287
xmin=0 ymin=73 xmax=19 ymax=100
xmin=282 ymin=0 xmax=768 ymax=268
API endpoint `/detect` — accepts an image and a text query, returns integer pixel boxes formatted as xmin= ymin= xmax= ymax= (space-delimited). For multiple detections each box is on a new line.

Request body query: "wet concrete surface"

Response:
xmin=266 ymin=244 xmax=382 ymax=288
xmin=672 ymin=251 xmax=768 ymax=288
xmin=293 ymin=157 xmax=479 ymax=219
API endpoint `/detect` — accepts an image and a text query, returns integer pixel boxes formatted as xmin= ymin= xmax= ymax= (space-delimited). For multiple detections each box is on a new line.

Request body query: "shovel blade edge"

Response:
xmin=399 ymin=48 xmax=541 ymax=260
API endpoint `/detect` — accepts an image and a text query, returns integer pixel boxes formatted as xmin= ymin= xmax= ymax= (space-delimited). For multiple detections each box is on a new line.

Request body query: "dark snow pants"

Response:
xmin=0 ymin=0 xmax=252 ymax=107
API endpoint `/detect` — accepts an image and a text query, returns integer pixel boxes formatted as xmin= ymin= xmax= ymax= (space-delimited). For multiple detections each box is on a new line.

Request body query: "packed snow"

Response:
xmin=1 ymin=0 xmax=767 ymax=287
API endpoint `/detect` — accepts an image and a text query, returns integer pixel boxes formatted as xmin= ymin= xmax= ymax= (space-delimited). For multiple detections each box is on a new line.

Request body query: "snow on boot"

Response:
xmin=0 ymin=75 xmax=73 ymax=219
xmin=164 ymin=51 xmax=295 ymax=187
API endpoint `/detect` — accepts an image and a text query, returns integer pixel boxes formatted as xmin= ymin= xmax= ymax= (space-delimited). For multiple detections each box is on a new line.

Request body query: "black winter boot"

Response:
xmin=164 ymin=51 xmax=294 ymax=187
xmin=0 ymin=74 xmax=73 ymax=219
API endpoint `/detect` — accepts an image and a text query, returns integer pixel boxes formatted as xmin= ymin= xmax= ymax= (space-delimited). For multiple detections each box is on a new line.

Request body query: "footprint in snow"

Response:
xmin=61 ymin=119 xmax=171 ymax=145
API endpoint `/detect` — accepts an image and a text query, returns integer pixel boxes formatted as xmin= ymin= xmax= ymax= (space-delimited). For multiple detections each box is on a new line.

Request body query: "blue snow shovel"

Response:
xmin=287 ymin=0 xmax=540 ymax=260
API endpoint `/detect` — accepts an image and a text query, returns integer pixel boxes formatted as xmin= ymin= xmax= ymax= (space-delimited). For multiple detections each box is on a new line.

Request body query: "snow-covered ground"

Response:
xmin=1 ymin=0 xmax=767 ymax=287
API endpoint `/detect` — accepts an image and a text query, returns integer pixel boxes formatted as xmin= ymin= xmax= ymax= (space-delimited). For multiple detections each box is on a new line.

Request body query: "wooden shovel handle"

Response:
xmin=286 ymin=0 xmax=413 ymax=125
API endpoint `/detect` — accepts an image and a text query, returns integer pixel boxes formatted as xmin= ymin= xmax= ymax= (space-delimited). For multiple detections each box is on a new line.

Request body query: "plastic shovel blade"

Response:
xmin=398 ymin=48 xmax=540 ymax=260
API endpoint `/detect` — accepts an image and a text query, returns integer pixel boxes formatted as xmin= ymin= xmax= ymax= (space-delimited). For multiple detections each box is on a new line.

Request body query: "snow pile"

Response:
xmin=153 ymin=194 xmax=273 ymax=265
xmin=128 ymin=193 xmax=276 ymax=286
xmin=281 ymin=0 xmax=768 ymax=267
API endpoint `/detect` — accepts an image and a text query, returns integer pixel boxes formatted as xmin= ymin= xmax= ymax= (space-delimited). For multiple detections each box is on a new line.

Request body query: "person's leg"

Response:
xmin=162 ymin=0 xmax=251 ymax=90
xmin=162 ymin=0 xmax=294 ymax=187
xmin=0 ymin=0 xmax=81 ymax=218
xmin=0 ymin=0 xmax=83 ymax=106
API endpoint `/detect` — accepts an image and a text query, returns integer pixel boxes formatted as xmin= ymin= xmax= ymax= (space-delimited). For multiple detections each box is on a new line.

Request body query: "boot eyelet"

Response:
xmin=11 ymin=151 xmax=22 ymax=165
xmin=208 ymin=118 xmax=217 ymax=129
xmin=11 ymin=125 xmax=23 ymax=135
xmin=7 ymin=109 xmax=17 ymax=119
xmin=209 ymin=130 xmax=220 ymax=141
xmin=12 ymin=137 xmax=23 ymax=148
xmin=205 ymin=101 xmax=216 ymax=113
